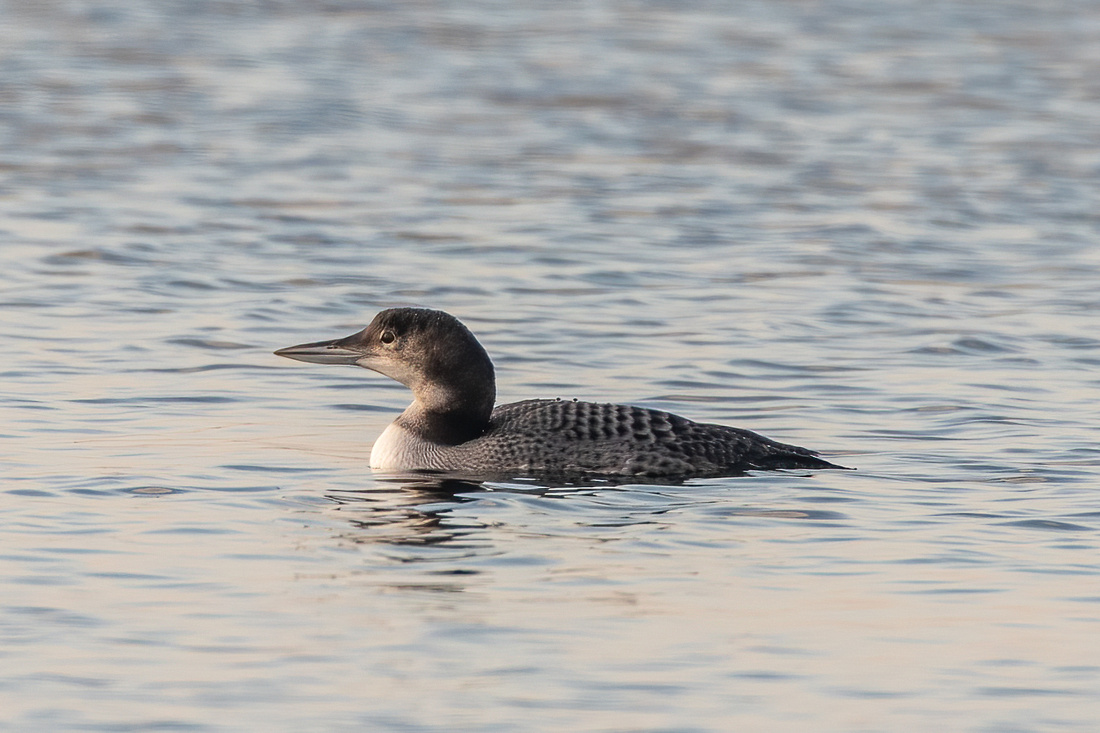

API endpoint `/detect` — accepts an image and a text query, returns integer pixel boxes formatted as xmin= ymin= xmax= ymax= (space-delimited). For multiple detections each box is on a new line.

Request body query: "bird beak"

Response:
xmin=274 ymin=335 xmax=366 ymax=365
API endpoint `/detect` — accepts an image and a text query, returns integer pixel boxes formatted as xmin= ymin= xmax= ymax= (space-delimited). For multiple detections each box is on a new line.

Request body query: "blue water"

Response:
xmin=2 ymin=1 xmax=1100 ymax=731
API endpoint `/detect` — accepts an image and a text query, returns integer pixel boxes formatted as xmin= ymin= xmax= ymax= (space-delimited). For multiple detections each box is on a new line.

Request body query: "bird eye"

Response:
xmin=380 ymin=330 xmax=396 ymax=345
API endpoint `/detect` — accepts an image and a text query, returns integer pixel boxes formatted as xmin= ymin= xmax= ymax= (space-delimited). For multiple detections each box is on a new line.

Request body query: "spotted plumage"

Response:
xmin=457 ymin=399 xmax=835 ymax=476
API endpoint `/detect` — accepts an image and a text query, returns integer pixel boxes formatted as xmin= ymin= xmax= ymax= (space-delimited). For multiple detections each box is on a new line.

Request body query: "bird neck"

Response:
xmin=396 ymin=391 xmax=493 ymax=446
xmin=392 ymin=329 xmax=497 ymax=445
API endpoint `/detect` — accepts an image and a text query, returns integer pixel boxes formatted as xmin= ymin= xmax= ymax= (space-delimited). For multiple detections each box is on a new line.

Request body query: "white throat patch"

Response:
xmin=370 ymin=421 xmax=448 ymax=470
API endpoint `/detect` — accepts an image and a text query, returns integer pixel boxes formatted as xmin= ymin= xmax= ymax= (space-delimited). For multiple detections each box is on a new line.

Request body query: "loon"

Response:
xmin=275 ymin=308 xmax=844 ymax=478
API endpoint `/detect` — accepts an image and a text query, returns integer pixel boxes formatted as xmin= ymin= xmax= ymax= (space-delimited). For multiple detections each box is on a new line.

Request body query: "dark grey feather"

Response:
xmin=453 ymin=399 xmax=841 ymax=477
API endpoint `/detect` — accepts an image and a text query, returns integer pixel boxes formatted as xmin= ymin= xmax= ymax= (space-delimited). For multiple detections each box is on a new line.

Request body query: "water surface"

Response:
xmin=2 ymin=1 xmax=1099 ymax=731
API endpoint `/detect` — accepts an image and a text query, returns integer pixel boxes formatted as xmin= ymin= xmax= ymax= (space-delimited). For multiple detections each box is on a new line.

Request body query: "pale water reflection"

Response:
xmin=3 ymin=0 xmax=1100 ymax=731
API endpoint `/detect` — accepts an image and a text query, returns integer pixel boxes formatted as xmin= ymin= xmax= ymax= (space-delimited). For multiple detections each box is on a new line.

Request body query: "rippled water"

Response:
xmin=3 ymin=1 xmax=1100 ymax=731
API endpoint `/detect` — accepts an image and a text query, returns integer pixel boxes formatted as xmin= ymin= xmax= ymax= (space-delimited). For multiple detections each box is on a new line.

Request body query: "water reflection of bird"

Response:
xmin=277 ymin=308 xmax=845 ymax=478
